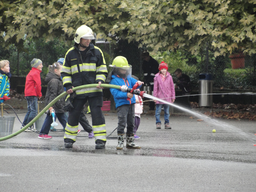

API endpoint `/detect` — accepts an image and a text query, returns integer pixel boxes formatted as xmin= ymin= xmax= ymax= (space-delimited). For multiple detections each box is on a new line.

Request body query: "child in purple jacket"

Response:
xmin=153 ymin=61 xmax=175 ymax=129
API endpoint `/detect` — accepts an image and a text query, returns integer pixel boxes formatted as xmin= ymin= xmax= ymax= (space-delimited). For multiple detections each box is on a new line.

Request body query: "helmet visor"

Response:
xmin=81 ymin=34 xmax=95 ymax=40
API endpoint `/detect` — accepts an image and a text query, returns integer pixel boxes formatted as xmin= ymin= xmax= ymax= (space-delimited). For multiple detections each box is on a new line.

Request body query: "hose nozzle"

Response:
xmin=120 ymin=85 xmax=145 ymax=98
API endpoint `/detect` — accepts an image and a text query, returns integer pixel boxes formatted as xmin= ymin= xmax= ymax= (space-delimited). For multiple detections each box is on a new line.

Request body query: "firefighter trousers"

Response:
xmin=64 ymin=96 xmax=106 ymax=143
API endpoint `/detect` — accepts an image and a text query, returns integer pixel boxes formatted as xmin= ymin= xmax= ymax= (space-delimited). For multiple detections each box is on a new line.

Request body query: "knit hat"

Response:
xmin=57 ymin=58 xmax=64 ymax=65
xmin=158 ymin=61 xmax=168 ymax=71
xmin=31 ymin=58 xmax=42 ymax=68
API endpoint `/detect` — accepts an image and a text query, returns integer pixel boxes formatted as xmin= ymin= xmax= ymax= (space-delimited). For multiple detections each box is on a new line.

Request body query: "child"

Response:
xmin=38 ymin=62 xmax=67 ymax=139
xmin=153 ymin=61 xmax=175 ymax=129
xmin=0 ymin=60 xmax=11 ymax=103
xmin=109 ymin=56 xmax=143 ymax=150
xmin=134 ymin=93 xmax=143 ymax=139
xmin=22 ymin=58 xmax=43 ymax=132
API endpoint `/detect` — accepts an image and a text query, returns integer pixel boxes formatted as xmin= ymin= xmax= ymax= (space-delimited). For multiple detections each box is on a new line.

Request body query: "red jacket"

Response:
xmin=24 ymin=68 xmax=42 ymax=97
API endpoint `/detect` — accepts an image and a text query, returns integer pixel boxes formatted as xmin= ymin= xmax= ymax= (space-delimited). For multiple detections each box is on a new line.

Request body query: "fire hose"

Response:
xmin=0 ymin=83 xmax=145 ymax=141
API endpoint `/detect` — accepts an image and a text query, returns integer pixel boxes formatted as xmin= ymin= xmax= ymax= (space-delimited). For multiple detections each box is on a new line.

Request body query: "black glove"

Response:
xmin=64 ymin=92 xmax=76 ymax=111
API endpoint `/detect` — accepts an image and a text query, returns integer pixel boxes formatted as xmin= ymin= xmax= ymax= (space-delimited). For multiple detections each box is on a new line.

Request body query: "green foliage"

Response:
xmin=1 ymin=0 xmax=256 ymax=58
xmin=223 ymin=68 xmax=247 ymax=78
xmin=6 ymin=37 xmax=70 ymax=76
xmin=153 ymin=50 xmax=198 ymax=75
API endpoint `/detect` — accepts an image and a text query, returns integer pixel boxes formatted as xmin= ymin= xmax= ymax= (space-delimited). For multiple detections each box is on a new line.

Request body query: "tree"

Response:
xmin=1 ymin=0 xmax=256 ymax=57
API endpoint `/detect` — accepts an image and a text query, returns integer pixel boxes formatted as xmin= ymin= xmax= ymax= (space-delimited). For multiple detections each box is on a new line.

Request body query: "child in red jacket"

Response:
xmin=22 ymin=58 xmax=43 ymax=132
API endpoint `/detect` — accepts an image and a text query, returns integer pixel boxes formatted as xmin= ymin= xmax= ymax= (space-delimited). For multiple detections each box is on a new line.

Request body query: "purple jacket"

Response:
xmin=153 ymin=72 xmax=175 ymax=104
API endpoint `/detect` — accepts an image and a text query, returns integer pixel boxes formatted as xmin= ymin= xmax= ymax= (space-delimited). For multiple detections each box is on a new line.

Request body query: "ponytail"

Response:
xmin=48 ymin=62 xmax=61 ymax=73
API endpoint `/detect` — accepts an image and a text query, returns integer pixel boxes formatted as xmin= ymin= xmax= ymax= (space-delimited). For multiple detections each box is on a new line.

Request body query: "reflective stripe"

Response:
xmin=76 ymin=87 xmax=102 ymax=95
xmin=94 ymin=135 xmax=106 ymax=141
xmin=95 ymin=46 xmax=106 ymax=64
xmin=93 ymin=124 xmax=106 ymax=132
xmin=93 ymin=124 xmax=106 ymax=141
xmin=96 ymin=65 xmax=108 ymax=72
xmin=144 ymin=73 xmax=147 ymax=76
xmin=64 ymin=123 xmax=79 ymax=141
xmin=64 ymin=134 xmax=77 ymax=141
xmin=61 ymin=66 xmax=71 ymax=74
xmin=71 ymin=65 xmax=79 ymax=74
xmin=65 ymin=123 xmax=78 ymax=132
xmin=63 ymin=76 xmax=72 ymax=84
xmin=150 ymin=82 xmax=154 ymax=85
xmin=96 ymin=74 xmax=106 ymax=81
xmin=150 ymin=73 xmax=155 ymax=76
xmin=80 ymin=64 xmax=96 ymax=72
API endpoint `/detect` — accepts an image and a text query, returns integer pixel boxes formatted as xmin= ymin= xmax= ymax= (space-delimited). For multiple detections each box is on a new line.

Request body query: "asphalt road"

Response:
xmin=0 ymin=109 xmax=256 ymax=191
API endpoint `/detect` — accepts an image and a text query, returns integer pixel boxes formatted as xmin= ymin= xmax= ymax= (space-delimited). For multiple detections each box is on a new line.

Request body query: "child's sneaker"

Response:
xmin=50 ymin=126 xmax=57 ymax=132
xmin=156 ymin=123 xmax=161 ymax=129
xmin=38 ymin=134 xmax=52 ymax=139
xmin=134 ymin=135 xmax=140 ymax=139
xmin=30 ymin=125 xmax=37 ymax=132
xmin=25 ymin=126 xmax=33 ymax=132
xmin=88 ymin=132 xmax=94 ymax=139
xmin=165 ymin=123 xmax=172 ymax=129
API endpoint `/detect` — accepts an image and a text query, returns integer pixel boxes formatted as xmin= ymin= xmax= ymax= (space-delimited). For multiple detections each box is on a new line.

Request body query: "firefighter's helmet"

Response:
xmin=110 ymin=56 xmax=130 ymax=70
xmin=74 ymin=25 xmax=95 ymax=44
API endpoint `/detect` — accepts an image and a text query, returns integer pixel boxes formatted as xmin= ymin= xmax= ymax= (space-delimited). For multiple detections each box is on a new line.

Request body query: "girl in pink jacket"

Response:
xmin=153 ymin=61 xmax=175 ymax=129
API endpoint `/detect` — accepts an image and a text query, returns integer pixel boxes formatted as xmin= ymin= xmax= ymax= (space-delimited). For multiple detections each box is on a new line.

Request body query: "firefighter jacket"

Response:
xmin=142 ymin=56 xmax=159 ymax=86
xmin=61 ymin=43 xmax=108 ymax=98
xmin=24 ymin=68 xmax=42 ymax=97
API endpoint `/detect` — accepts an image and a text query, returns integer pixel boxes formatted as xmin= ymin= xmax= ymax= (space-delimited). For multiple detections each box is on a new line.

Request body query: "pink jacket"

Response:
xmin=153 ymin=72 xmax=175 ymax=104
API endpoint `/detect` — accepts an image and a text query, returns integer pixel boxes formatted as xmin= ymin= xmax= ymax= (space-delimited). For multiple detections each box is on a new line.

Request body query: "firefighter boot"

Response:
xmin=116 ymin=134 xmax=124 ymax=150
xmin=64 ymin=139 xmax=73 ymax=148
xmin=64 ymin=142 xmax=73 ymax=148
xmin=95 ymin=139 xmax=106 ymax=149
xmin=126 ymin=134 xmax=141 ymax=149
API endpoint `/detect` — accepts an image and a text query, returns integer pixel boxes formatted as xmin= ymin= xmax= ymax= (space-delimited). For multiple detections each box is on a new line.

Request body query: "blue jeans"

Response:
xmin=40 ymin=113 xmax=67 ymax=134
xmin=22 ymin=96 xmax=38 ymax=126
xmin=155 ymin=104 xmax=170 ymax=125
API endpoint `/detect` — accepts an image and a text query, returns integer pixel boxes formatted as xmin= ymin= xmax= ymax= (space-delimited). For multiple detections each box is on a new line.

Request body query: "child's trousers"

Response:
xmin=155 ymin=104 xmax=170 ymax=125
xmin=134 ymin=116 xmax=140 ymax=134
xmin=116 ymin=104 xmax=135 ymax=135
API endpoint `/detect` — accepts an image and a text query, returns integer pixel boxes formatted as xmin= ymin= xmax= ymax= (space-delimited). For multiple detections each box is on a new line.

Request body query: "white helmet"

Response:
xmin=74 ymin=25 xmax=95 ymax=44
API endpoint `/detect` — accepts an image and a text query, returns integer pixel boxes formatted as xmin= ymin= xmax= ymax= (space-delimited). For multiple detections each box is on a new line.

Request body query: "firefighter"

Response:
xmin=61 ymin=25 xmax=108 ymax=149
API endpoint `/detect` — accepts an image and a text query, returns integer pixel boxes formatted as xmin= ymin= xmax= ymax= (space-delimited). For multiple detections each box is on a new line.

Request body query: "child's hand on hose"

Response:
xmin=137 ymin=81 xmax=144 ymax=86
xmin=127 ymin=92 xmax=133 ymax=98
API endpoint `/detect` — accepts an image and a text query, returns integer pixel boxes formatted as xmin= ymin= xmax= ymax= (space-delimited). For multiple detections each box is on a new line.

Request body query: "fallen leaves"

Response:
xmin=204 ymin=111 xmax=256 ymax=120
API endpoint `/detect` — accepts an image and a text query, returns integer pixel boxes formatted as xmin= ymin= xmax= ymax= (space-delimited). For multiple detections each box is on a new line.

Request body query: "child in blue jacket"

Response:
xmin=110 ymin=56 xmax=143 ymax=150
xmin=0 ymin=60 xmax=11 ymax=103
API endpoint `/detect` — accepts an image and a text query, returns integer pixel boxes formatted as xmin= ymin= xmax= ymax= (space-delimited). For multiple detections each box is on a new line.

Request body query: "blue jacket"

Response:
xmin=0 ymin=73 xmax=10 ymax=104
xmin=110 ymin=74 xmax=141 ymax=108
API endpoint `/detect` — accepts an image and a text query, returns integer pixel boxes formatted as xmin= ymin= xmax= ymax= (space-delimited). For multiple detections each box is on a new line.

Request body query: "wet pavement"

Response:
xmin=0 ymin=108 xmax=256 ymax=191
